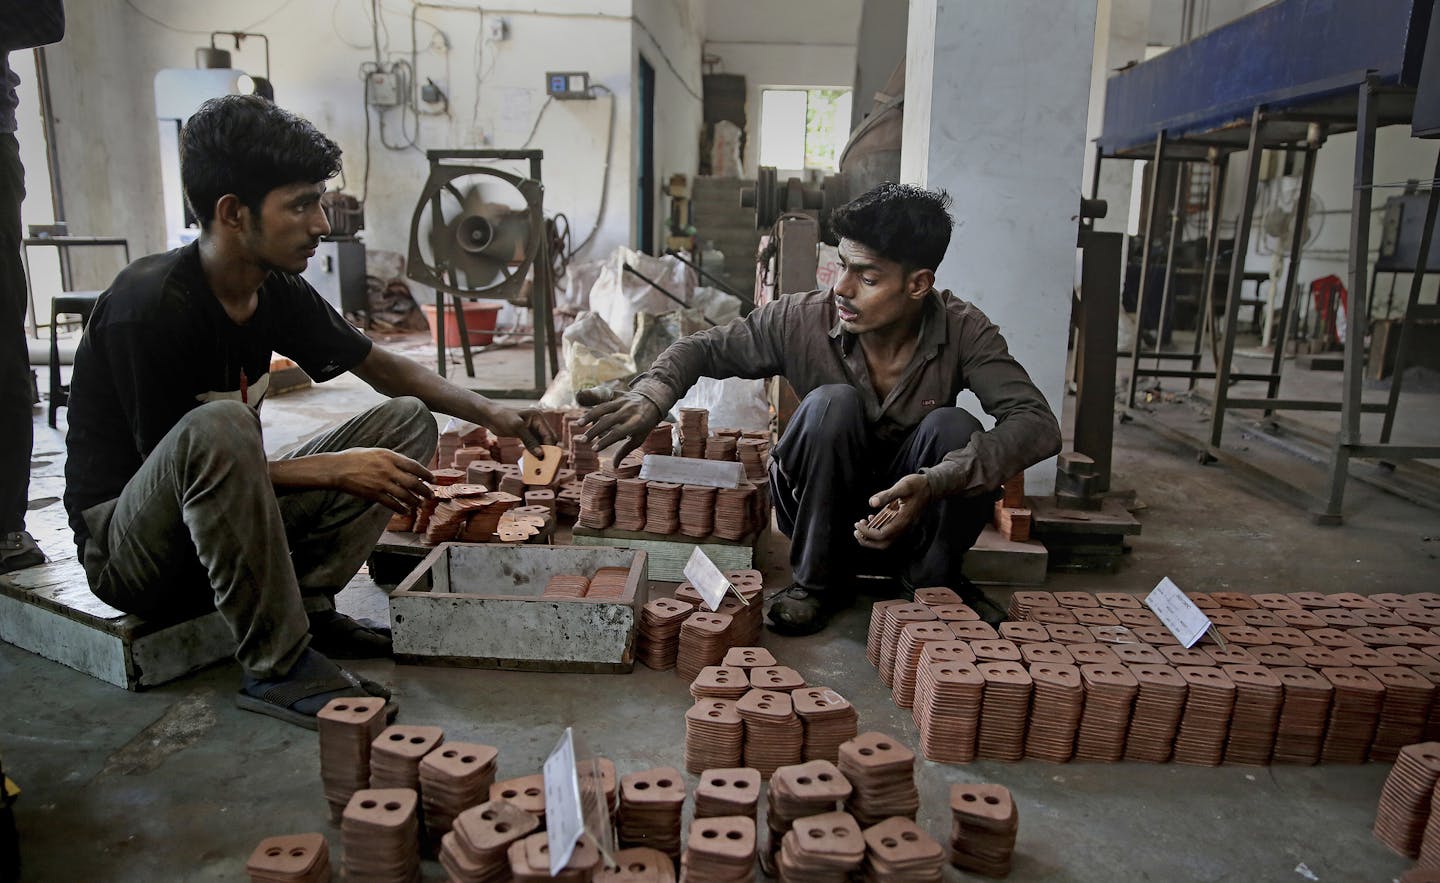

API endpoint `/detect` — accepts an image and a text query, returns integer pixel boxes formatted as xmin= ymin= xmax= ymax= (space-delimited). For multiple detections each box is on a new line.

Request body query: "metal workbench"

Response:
xmin=1095 ymin=0 xmax=1440 ymax=524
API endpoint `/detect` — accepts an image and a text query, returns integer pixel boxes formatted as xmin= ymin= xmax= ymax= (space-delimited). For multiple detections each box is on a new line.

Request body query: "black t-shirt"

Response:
xmin=63 ymin=241 xmax=373 ymax=546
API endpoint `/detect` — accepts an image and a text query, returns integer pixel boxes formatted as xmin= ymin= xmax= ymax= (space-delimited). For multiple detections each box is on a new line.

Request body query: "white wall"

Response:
xmin=699 ymin=0 xmax=861 ymax=175
xmin=1083 ymin=0 xmax=1149 ymax=234
xmin=904 ymin=0 xmax=1098 ymax=496
xmin=40 ymin=0 xmax=654 ymax=293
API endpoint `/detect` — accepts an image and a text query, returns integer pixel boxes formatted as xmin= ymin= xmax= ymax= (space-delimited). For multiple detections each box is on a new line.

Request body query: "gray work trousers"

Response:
xmin=79 ymin=396 xmax=438 ymax=678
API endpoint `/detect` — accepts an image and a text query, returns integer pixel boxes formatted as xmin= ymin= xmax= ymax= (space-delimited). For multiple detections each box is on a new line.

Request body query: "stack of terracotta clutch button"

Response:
xmin=914 ymin=660 xmax=984 ymax=763
xmin=976 ymin=662 xmax=1034 ymax=762
xmin=681 ymin=815 xmax=756 ymax=881
xmin=713 ymin=485 xmax=755 ymax=541
xmin=737 ymin=689 xmax=804 ymax=777
xmin=736 ymin=438 xmax=770 ymax=480
xmin=775 ymin=810 xmax=865 ymax=882
xmin=1123 ymin=664 xmax=1188 ymax=763
xmin=617 ymin=767 xmax=686 ymax=860
xmin=1005 ymin=591 xmax=1055 ymax=621
xmin=370 ymin=725 xmax=445 ymax=791
xmin=793 ymin=687 xmax=860 ymax=763
xmin=507 ymin=831 xmax=601 ymax=882
xmin=878 ymin=604 xmax=939 ymax=688
xmin=677 ymin=580 xmax=762 ymax=646
xmin=642 ymin=481 xmax=682 ymax=534
xmin=1072 ymin=664 xmax=1139 ymax=762
xmin=341 ymin=788 xmax=420 ymax=882
xmin=694 ymin=767 xmax=761 ymax=821
xmin=1024 ymin=663 xmax=1084 ymax=763
xmin=636 ymin=598 xmax=694 ymax=670
xmin=417 ymin=741 xmax=498 ymax=842
xmin=594 ymin=847 xmax=676 ymax=883
xmin=839 ymin=732 xmax=920 ymax=826
xmin=685 ymin=698 xmax=744 ymax=772
xmin=763 ymin=760 xmax=853 ymax=873
xmin=642 ymin=421 xmax=674 ymax=455
xmin=611 ymin=478 xmax=647 ymax=531
xmin=489 ymin=774 xmax=546 ymax=822
xmin=892 ymin=622 xmax=958 ymax=708
xmin=1172 ymin=667 xmax=1236 ymax=765
xmin=678 ymin=408 xmax=709 ymax=458
xmin=439 ymin=799 xmax=539 ymax=883
xmin=998 ymin=622 xmax=1048 ymax=645
xmin=949 ymin=783 xmax=1019 ymax=878
xmin=318 ymin=697 xmax=388 ymax=821
xmin=1221 ymin=665 xmax=1284 ymax=765
xmin=1321 ymin=667 xmax=1386 ymax=763
xmin=912 ymin=586 xmax=962 ymax=607
xmin=678 ymin=485 xmax=717 ymax=537
xmin=541 ymin=573 xmax=591 ymax=600
xmin=704 ymin=434 xmax=739 ymax=462
xmin=245 ymin=833 xmax=330 ymax=883
xmin=583 ymin=566 xmax=629 ymax=600
xmin=1271 ymin=667 xmax=1334 ymax=764
xmin=677 ymin=612 xmax=736 ymax=680
xmin=691 ymin=666 xmax=750 ymax=700
xmin=723 ymin=646 xmax=776 ymax=670
xmin=577 ymin=473 xmax=617 ymax=528
xmin=1374 ymin=742 xmax=1440 ymax=858
xmin=749 ymin=666 xmax=806 ymax=693
xmin=858 ymin=816 xmax=946 ymax=882
xmin=1371 ymin=668 xmax=1437 ymax=761
xmin=867 ymin=601 xmax=906 ymax=667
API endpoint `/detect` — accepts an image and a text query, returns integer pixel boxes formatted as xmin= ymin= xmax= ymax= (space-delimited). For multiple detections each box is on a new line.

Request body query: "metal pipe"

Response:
xmin=1191 ymin=150 xmax=1227 ymax=390
xmin=1379 ymin=148 xmax=1440 ymax=445
xmin=1127 ymin=131 xmax=1168 ymax=407
xmin=664 ymin=249 xmax=756 ymax=308
xmin=623 ymin=263 xmax=716 ymax=326
xmin=1264 ymin=125 xmax=1321 ymax=415
xmin=1207 ymin=106 xmax=1265 ymax=451
xmin=1150 ymin=161 xmax=1187 ymax=383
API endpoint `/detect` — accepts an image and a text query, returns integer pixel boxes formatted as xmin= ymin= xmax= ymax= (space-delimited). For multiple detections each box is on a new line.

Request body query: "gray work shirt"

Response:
xmin=629 ymin=287 xmax=1062 ymax=498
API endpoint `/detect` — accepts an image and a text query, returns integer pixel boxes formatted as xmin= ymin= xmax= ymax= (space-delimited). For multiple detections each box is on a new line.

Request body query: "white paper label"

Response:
xmin=543 ymin=728 xmax=583 ymax=876
xmin=1144 ymin=577 xmax=1214 ymax=648
xmin=683 ymin=546 xmax=732 ymax=612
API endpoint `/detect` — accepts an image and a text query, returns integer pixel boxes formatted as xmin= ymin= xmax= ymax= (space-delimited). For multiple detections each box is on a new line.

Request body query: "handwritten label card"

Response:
xmin=1144 ymin=577 xmax=1215 ymax=648
xmin=543 ymin=728 xmax=583 ymax=876
xmin=683 ymin=546 xmax=733 ymax=612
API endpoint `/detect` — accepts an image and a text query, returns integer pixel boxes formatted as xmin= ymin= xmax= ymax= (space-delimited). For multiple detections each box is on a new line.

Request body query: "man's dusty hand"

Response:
xmin=853 ymin=473 xmax=933 ymax=550
xmin=578 ymin=387 xmax=662 ymax=463
xmin=485 ymin=405 xmax=556 ymax=456
xmin=331 ymin=448 xmax=435 ymax=514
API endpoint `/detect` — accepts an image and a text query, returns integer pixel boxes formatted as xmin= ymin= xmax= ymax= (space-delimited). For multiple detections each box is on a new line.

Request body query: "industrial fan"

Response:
xmin=405 ymin=149 xmax=557 ymax=395
xmin=406 ymin=158 xmax=545 ymax=307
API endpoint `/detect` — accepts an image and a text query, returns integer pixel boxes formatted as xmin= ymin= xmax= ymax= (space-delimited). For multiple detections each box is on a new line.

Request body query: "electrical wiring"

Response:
xmin=569 ymin=84 xmax=616 ymax=259
xmin=632 ymin=17 xmax=703 ymax=103
xmin=123 ymin=0 xmax=301 ymax=35
xmin=520 ymin=96 xmax=555 ymax=149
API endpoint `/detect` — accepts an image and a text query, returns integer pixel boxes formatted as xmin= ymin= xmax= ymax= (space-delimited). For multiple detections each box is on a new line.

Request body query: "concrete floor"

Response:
xmin=5 ymin=333 xmax=1440 ymax=881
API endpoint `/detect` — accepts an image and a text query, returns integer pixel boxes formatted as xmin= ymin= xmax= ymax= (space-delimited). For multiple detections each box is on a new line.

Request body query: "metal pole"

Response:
xmin=1320 ymin=78 xmax=1379 ymax=524
xmin=1151 ymin=161 xmax=1187 ymax=381
xmin=623 ymin=263 xmax=717 ymax=325
xmin=1207 ymin=107 xmax=1265 ymax=452
xmin=430 ymin=193 xmax=448 ymax=379
xmin=1089 ymin=149 xmax=1104 ymax=201
xmin=665 ymin=249 xmax=757 ymax=308
xmin=1379 ymin=147 xmax=1440 ymax=445
xmin=1127 ymin=131 xmax=1168 ymax=407
xmin=1264 ymin=125 xmax=1321 ymax=415
xmin=1191 ymin=150 xmax=1227 ymax=390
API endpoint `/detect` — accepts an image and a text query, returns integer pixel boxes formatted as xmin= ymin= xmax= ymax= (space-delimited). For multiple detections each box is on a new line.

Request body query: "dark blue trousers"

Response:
xmin=768 ymin=385 xmax=996 ymax=597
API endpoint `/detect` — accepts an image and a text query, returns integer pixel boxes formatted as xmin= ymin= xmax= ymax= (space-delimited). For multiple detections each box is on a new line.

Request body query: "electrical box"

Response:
xmin=367 ymin=70 xmax=401 ymax=106
xmin=487 ymin=17 xmax=508 ymax=41
xmin=546 ymin=71 xmax=593 ymax=100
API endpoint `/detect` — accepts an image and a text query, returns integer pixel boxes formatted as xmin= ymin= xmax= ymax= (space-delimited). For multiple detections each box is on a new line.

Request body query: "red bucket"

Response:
xmin=420 ymin=302 xmax=502 ymax=347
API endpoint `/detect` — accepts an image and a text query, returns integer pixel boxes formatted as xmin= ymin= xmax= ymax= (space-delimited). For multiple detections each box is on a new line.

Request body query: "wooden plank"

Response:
xmin=1029 ymin=496 xmax=1143 ymax=537
xmin=570 ymin=528 xmax=755 ymax=583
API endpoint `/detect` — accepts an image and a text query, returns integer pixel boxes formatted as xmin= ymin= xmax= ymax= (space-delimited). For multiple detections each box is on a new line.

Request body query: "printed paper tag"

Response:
xmin=1144 ymin=577 xmax=1215 ymax=648
xmin=683 ymin=546 xmax=732 ymax=612
xmin=543 ymin=728 xmax=583 ymax=876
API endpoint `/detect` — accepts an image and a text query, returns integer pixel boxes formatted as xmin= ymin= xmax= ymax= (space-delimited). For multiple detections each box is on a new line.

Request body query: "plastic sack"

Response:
xmin=563 ymin=311 xmax=628 ymax=364
xmin=672 ymin=376 xmax=770 ymax=432
xmin=711 ymin=120 xmax=745 ymax=178
xmin=588 ymin=247 xmax=697 ymax=345
xmin=631 ymin=309 xmax=710 ymax=374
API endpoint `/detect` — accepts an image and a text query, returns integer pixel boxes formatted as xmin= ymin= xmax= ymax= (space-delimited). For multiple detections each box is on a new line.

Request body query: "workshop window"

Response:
xmin=758 ymin=87 xmax=852 ymax=172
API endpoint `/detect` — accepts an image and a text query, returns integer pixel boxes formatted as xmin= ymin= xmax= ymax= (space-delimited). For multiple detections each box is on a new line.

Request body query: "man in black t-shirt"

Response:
xmin=63 ymin=95 xmax=553 ymax=729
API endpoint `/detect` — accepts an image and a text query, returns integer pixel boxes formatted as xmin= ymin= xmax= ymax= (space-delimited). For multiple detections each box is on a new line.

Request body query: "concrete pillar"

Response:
xmin=1084 ymin=0 xmax=1150 ymax=235
xmin=902 ymin=0 xmax=1098 ymax=496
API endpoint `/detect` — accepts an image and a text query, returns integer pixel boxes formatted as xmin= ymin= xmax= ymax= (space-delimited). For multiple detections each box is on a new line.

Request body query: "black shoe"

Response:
xmin=956 ymin=580 xmax=1008 ymax=626
xmin=766 ymin=585 xmax=843 ymax=636
xmin=0 ymin=531 xmax=45 ymax=575
xmin=307 ymin=610 xmax=393 ymax=659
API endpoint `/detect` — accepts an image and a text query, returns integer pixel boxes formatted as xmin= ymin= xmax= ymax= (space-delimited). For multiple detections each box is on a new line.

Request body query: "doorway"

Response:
xmin=636 ymin=54 xmax=655 ymax=254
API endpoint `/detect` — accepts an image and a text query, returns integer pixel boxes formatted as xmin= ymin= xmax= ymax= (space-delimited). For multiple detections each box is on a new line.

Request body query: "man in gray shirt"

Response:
xmin=0 ymin=0 xmax=65 ymax=575
xmin=581 ymin=184 xmax=1061 ymax=635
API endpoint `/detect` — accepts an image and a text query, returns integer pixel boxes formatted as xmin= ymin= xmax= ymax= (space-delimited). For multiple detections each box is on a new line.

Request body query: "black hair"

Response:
xmin=180 ymin=94 xmax=342 ymax=228
xmin=829 ymin=183 xmax=953 ymax=271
